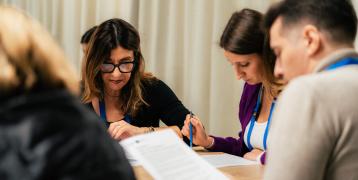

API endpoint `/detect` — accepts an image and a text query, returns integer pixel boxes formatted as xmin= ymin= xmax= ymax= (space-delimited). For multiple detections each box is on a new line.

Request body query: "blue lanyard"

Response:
xmin=99 ymin=100 xmax=109 ymax=127
xmin=246 ymin=87 xmax=276 ymax=151
xmin=325 ymin=58 xmax=358 ymax=71
xmin=99 ymin=100 xmax=132 ymax=128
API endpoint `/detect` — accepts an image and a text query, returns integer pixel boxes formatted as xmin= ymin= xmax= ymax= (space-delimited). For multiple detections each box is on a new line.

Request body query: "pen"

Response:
xmin=189 ymin=111 xmax=193 ymax=148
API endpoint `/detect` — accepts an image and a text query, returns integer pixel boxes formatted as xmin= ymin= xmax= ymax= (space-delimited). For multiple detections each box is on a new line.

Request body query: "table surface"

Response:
xmin=132 ymin=147 xmax=264 ymax=180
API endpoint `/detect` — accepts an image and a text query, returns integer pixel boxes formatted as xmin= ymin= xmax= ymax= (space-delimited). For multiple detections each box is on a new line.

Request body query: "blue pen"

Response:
xmin=189 ymin=111 xmax=193 ymax=148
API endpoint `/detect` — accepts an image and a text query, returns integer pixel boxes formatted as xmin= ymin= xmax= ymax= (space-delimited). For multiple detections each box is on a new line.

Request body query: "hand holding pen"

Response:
xmin=181 ymin=114 xmax=214 ymax=148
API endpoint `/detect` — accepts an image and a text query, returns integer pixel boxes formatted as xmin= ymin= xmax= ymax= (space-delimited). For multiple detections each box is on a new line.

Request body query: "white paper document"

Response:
xmin=201 ymin=153 xmax=259 ymax=167
xmin=120 ymin=129 xmax=228 ymax=180
xmin=123 ymin=149 xmax=141 ymax=166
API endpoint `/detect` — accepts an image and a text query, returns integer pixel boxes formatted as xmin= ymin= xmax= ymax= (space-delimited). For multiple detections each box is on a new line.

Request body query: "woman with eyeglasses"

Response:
xmin=181 ymin=9 xmax=284 ymax=164
xmin=82 ymin=18 xmax=190 ymax=141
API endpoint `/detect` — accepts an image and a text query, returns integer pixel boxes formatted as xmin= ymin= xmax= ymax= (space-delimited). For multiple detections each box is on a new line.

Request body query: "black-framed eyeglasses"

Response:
xmin=100 ymin=61 xmax=135 ymax=73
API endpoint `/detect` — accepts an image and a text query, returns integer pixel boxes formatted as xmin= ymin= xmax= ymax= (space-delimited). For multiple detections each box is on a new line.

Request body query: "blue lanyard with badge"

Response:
xmin=246 ymin=86 xmax=276 ymax=151
xmin=99 ymin=100 xmax=132 ymax=128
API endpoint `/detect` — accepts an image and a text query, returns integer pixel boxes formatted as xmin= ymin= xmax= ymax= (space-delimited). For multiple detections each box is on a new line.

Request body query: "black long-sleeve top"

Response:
xmin=0 ymin=90 xmax=135 ymax=180
xmin=86 ymin=79 xmax=190 ymax=131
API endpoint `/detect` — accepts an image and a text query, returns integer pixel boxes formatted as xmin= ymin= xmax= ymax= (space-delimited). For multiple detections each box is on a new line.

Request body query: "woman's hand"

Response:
xmin=108 ymin=120 xmax=146 ymax=140
xmin=167 ymin=126 xmax=183 ymax=139
xmin=181 ymin=114 xmax=213 ymax=148
xmin=243 ymin=149 xmax=263 ymax=161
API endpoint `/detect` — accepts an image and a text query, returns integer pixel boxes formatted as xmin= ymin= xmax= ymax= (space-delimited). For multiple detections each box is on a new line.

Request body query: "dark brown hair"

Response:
xmin=264 ymin=0 xmax=357 ymax=45
xmin=220 ymin=8 xmax=280 ymax=95
xmin=82 ymin=18 xmax=154 ymax=116
xmin=81 ymin=26 xmax=97 ymax=44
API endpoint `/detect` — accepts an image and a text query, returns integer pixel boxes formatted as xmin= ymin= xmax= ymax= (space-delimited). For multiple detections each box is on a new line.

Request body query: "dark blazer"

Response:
xmin=0 ymin=90 xmax=135 ymax=180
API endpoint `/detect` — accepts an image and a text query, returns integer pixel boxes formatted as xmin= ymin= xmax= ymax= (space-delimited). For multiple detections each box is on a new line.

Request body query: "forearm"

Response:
xmin=140 ymin=126 xmax=183 ymax=139
xmin=207 ymin=136 xmax=245 ymax=156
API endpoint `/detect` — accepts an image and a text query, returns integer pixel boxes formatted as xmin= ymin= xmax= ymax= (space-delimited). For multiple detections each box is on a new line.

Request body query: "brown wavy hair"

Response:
xmin=81 ymin=18 xmax=154 ymax=116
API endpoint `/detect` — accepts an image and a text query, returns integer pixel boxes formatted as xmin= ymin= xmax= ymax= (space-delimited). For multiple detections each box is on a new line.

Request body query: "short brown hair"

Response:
xmin=264 ymin=0 xmax=357 ymax=45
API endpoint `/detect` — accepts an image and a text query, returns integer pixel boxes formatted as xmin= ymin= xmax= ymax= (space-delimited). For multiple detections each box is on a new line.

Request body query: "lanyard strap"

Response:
xmin=325 ymin=58 xmax=358 ymax=71
xmin=99 ymin=100 xmax=132 ymax=127
xmin=99 ymin=100 xmax=110 ymax=127
xmin=123 ymin=114 xmax=132 ymax=124
xmin=246 ymin=87 xmax=262 ymax=151
xmin=246 ymin=87 xmax=276 ymax=151
xmin=246 ymin=58 xmax=358 ymax=150
xmin=263 ymin=100 xmax=275 ymax=150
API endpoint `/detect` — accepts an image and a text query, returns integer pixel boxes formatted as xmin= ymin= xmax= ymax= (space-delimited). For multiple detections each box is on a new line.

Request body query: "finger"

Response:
xmin=108 ymin=121 xmax=122 ymax=133
xmin=181 ymin=115 xmax=191 ymax=134
xmin=113 ymin=125 xmax=128 ymax=140
xmin=190 ymin=118 xmax=204 ymax=132
xmin=111 ymin=124 xmax=123 ymax=139
xmin=183 ymin=114 xmax=191 ymax=127
xmin=108 ymin=121 xmax=117 ymax=133
xmin=181 ymin=125 xmax=189 ymax=137
xmin=192 ymin=116 xmax=203 ymax=127
xmin=243 ymin=152 xmax=250 ymax=159
xmin=183 ymin=113 xmax=198 ymax=135
xmin=117 ymin=120 xmax=127 ymax=126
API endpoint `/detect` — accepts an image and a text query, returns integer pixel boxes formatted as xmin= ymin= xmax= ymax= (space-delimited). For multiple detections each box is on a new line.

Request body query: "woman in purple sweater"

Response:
xmin=182 ymin=9 xmax=283 ymax=164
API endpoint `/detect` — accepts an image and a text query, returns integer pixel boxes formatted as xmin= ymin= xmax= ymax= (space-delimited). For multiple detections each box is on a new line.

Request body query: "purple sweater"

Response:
xmin=208 ymin=83 xmax=267 ymax=164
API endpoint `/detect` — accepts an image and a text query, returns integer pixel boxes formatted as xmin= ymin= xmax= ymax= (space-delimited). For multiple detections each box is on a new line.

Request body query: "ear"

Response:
xmin=302 ymin=25 xmax=321 ymax=57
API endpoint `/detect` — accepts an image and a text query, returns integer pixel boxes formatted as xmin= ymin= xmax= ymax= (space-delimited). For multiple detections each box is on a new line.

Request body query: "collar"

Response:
xmin=313 ymin=48 xmax=358 ymax=73
xmin=0 ymin=89 xmax=72 ymax=114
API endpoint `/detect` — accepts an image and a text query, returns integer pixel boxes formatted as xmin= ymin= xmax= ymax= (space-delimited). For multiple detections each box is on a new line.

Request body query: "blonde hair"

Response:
xmin=0 ymin=6 xmax=79 ymax=95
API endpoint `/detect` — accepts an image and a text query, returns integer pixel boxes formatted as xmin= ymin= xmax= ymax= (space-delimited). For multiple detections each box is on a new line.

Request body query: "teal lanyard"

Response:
xmin=246 ymin=87 xmax=276 ymax=151
xmin=99 ymin=100 xmax=132 ymax=128
xmin=325 ymin=58 xmax=358 ymax=71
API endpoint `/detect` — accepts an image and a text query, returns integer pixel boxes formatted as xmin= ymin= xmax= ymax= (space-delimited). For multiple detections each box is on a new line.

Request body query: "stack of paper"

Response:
xmin=120 ymin=129 xmax=229 ymax=180
xmin=201 ymin=153 xmax=259 ymax=167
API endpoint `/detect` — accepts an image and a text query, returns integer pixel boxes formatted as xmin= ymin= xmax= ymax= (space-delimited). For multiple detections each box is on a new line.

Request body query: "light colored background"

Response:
xmin=1 ymin=0 xmax=358 ymax=138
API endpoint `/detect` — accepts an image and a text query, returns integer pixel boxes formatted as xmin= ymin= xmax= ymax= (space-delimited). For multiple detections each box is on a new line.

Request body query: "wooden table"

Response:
xmin=133 ymin=147 xmax=264 ymax=180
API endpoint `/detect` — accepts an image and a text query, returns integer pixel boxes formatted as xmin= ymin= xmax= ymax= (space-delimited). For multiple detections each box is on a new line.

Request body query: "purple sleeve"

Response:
xmin=260 ymin=152 xmax=266 ymax=164
xmin=206 ymin=83 xmax=261 ymax=157
xmin=207 ymin=132 xmax=246 ymax=156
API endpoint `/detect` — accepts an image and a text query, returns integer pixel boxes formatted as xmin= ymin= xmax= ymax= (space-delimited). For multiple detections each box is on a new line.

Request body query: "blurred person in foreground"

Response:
xmin=0 ymin=6 xmax=135 ymax=180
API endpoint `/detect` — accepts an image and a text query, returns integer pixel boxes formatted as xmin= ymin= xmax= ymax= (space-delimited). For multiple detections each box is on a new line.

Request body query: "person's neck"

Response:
xmin=102 ymin=89 xmax=121 ymax=106
xmin=262 ymin=84 xmax=275 ymax=103
xmin=307 ymin=43 xmax=354 ymax=73
xmin=262 ymin=81 xmax=279 ymax=98
xmin=104 ymin=87 xmax=121 ymax=97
